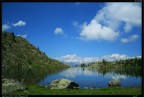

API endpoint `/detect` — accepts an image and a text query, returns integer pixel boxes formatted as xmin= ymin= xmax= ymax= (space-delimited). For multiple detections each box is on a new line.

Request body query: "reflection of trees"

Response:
xmin=4 ymin=66 xmax=141 ymax=84
xmin=82 ymin=67 xmax=85 ymax=72
xmin=2 ymin=66 xmax=68 ymax=84
xmin=102 ymin=69 xmax=107 ymax=76
xmin=114 ymin=68 xmax=142 ymax=78
xmin=93 ymin=68 xmax=142 ymax=78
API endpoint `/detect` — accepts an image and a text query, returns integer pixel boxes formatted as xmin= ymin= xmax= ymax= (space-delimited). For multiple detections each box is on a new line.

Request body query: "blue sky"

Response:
xmin=2 ymin=2 xmax=142 ymax=63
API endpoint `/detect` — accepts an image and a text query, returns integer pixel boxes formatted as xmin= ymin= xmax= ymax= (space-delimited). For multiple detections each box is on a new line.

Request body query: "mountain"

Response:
xmin=2 ymin=32 xmax=70 ymax=69
xmin=62 ymin=62 xmax=78 ymax=66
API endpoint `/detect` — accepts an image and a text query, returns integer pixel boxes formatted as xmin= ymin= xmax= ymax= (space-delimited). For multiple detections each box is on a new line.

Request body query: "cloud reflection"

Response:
xmin=60 ymin=67 xmax=128 ymax=80
xmin=112 ymin=75 xmax=127 ymax=80
xmin=102 ymin=72 xmax=128 ymax=80
xmin=60 ymin=68 xmax=97 ymax=78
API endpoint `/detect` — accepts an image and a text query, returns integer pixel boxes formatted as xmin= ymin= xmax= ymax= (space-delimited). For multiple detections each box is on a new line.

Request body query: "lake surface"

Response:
xmin=38 ymin=67 xmax=142 ymax=88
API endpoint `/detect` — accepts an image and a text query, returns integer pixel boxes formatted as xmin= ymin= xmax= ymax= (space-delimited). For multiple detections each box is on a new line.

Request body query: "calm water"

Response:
xmin=38 ymin=67 xmax=142 ymax=88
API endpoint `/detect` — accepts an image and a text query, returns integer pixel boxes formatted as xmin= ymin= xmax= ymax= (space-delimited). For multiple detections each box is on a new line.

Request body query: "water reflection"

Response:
xmin=60 ymin=67 xmax=141 ymax=79
xmin=38 ymin=67 xmax=142 ymax=88
xmin=60 ymin=68 xmax=97 ymax=78
xmin=2 ymin=66 xmax=68 ymax=84
xmin=111 ymin=75 xmax=127 ymax=79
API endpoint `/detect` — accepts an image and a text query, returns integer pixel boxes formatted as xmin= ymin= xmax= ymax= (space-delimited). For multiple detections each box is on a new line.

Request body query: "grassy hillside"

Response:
xmin=2 ymin=32 xmax=70 ymax=83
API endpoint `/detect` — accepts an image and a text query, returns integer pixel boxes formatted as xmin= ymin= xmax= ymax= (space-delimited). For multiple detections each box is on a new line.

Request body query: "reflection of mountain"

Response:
xmin=60 ymin=67 xmax=142 ymax=79
xmin=3 ymin=67 xmax=68 ymax=84
xmin=63 ymin=62 xmax=79 ymax=66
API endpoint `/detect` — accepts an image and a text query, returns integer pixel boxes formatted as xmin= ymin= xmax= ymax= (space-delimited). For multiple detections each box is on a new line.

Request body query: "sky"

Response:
xmin=2 ymin=2 xmax=142 ymax=64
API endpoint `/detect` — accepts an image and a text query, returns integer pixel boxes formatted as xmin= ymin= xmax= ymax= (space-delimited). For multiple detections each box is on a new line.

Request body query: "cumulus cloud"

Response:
xmin=78 ymin=3 xmax=141 ymax=41
xmin=12 ymin=20 xmax=26 ymax=27
xmin=2 ymin=24 xmax=11 ymax=31
xmin=95 ymin=3 xmax=141 ymax=32
xmin=2 ymin=20 xmax=26 ymax=31
xmin=121 ymin=35 xmax=138 ymax=43
xmin=17 ymin=34 xmax=27 ymax=38
xmin=56 ymin=54 xmax=83 ymax=63
xmin=80 ymin=20 xmax=119 ymax=41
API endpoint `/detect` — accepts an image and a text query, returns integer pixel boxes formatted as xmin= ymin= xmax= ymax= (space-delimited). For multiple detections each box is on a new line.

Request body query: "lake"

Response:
xmin=38 ymin=67 xmax=142 ymax=88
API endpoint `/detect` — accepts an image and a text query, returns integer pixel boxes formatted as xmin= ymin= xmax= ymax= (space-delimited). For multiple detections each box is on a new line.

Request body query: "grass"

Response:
xmin=9 ymin=84 xmax=142 ymax=95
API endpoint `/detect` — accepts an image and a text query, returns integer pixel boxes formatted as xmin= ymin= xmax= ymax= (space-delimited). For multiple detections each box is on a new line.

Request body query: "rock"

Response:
xmin=108 ymin=78 xmax=121 ymax=86
xmin=2 ymin=78 xmax=26 ymax=94
xmin=48 ymin=78 xmax=79 ymax=89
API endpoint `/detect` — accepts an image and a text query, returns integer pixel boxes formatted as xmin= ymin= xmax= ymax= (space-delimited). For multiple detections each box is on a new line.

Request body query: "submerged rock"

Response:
xmin=48 ymin=78 xmax=79 ymax=89
xmin=108 ymin=78 xmax=121 ymax=86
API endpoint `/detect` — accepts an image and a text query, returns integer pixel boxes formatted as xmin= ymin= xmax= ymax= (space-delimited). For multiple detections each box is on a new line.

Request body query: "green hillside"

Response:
xmin=79 ymin=57 xmax=142 ymax=69
xmin=2 ymin=32 xmax=70 ymax=83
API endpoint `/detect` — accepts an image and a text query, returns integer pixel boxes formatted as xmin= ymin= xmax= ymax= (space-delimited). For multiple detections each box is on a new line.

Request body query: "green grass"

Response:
xmin=9 ymin=84 xmax=142 ymax=95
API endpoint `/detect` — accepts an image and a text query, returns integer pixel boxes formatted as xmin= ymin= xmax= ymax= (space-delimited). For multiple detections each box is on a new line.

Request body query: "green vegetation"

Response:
xmin=9 ymin=84 xmax=141 ymax=95
xmin=79 ymin=57 xmax=142 ymax=69
xmin=2 ymin=32 xmax=142 ymax=95
xmin=2 ymin=32 xmax=70 ymax=83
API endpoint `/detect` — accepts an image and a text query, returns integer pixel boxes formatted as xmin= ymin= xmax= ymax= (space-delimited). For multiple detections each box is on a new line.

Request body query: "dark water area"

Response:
xmin=38 ymin=67 xmax=142 ymax=88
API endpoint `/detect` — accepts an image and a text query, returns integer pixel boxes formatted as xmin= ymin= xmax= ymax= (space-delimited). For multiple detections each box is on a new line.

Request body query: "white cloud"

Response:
xmin=83 ymin=57 xmax=99 ymax=63
xmin=17 ymin=34 xmax=27 ymax=38
xmin=55 ymin=54 xmax=141 ymax=65
xmin=2 ymin=20 xmax=26 ymax=31
xmin=54 ymin=27 xmax=63 ymax=34
xmin=54 ymin=27 xmax=67 ymax=37
xmin=80 ymin=20 xmax=119 ymax=41
xmin=121 ymin=35 xmax=138 ymax=43
xmin=102 ymin=54 xmax=128 ymax=61
xmin=12 ymin=20 xmax=26 ymax=27
xmin=56 ymin=54 xmax=82 ymax=63
xmin=55 ymin=54 xmax=99 ymax=64
xmin=95 ymin=3 xmax=141 ymax=32
xmin=78 ymin=3 xmax=141 ymax=41
xmin=2 ymin=24 xmax=11 ymax=31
